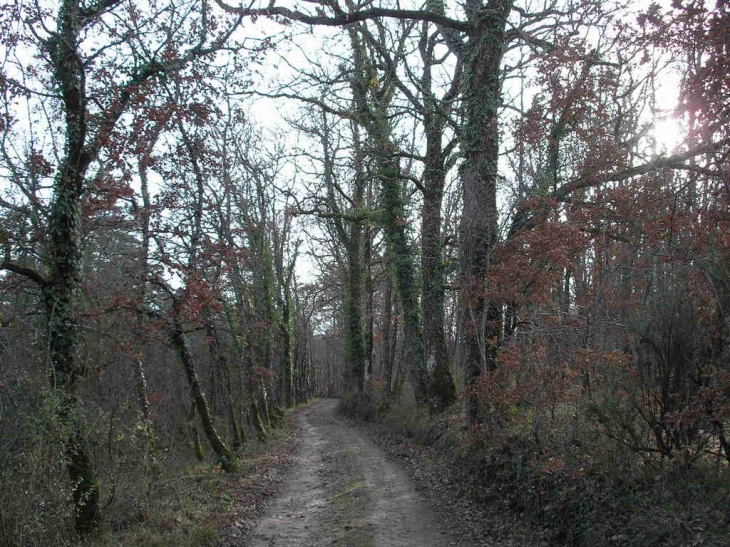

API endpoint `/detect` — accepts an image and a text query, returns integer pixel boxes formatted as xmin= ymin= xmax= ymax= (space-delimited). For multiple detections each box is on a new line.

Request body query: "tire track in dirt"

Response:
xmin=243 ymin=398 xmax=450 ymax=547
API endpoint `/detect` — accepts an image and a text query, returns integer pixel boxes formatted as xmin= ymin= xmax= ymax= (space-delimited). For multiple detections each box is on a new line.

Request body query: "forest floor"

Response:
xmin=220 ymin=398 xmax=539 ymax=547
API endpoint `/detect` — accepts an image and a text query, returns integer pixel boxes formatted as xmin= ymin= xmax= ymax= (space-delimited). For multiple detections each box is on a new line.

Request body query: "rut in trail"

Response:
xmin=244 ymin=398 xmax=453 ymax=547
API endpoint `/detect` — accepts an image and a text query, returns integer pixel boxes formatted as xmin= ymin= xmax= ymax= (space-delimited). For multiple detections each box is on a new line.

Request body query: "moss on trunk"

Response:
xmin=172 ymin=313 xmax=237 ymax=472
xmin=251 ymin=399 xmax=269 ymax=440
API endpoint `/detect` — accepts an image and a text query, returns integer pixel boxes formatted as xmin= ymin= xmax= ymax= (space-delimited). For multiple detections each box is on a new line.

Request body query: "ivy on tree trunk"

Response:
xmin=458 ymin=0 xmax=512 ymax=425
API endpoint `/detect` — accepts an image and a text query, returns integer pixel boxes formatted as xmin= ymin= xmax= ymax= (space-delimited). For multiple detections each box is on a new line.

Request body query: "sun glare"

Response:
xmin=651 ymin=117 xmax=685 ymax=154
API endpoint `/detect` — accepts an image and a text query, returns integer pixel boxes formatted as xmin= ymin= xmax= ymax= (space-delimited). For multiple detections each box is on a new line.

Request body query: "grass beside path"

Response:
xmin=88 ymin=408 xmax=302 ymax=547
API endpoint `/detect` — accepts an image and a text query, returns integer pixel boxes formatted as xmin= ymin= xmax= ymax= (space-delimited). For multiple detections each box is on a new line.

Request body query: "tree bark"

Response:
xmin=318 ymin=108 xmax=367 ymax=395
xmin=420 ymin=58 xmax=457 ymax=412
xmin=132 ymin=129 xmax=161 ymax=478
xmin=348 ymin=29 xmax=429 ymax=405
xmin=204 ymin=314 xmax=244 ymax=450
xmin=364 ymin=225 xmax=375 ymax=380
xmin=458 ymin=0 xmax=512 ymax=425
xmin=188 ymin=401 xmax=205 ymax=462
xmin=381 ymin=272 xmax=395 ymax=404
xmin=171 ymin=311 xmax=237 ymax=472
xmin=278 ymin=282 xmax=296 ymax=407
xmin=378 ymin=154 xmax=429 ymax=404
xmin=344 ymin=231 xmax=366 ymax=393
xmin=43 ymin=0 xmax=99 ymax=531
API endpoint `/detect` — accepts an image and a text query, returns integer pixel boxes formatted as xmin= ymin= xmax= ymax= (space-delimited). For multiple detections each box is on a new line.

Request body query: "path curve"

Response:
xmin=243 ymin=398 xmax=451 ymax=547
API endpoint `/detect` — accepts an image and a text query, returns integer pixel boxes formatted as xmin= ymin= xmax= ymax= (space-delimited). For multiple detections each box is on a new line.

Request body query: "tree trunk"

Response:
xmin=133 ymin=132 xmax=160 ymax=478
xmin=43 ymin=0 xmax=100 ymax=531
xmin=381 ymin=273 xmax=395 ymax=404
xmin=171 ymin=312 xmax=237 ymax=472
xmin=364 ymin=225 xmax=375 ymax=380
xmin=416 ymin=4 xmax=459 ymax=412
xmin=379 ymin=154 xmax=429 ymax=404
xmin=188 ymin=401 xmax=205 ymax=462
xmin=422 ymin=136 xmax=456 ymax=413
xmin=278 ymin=283 xmax=296 ymax=407
xmin=344 ymin=228 xmax=366 ymax=394
xmin=204 ymin=314 xmax=244 ymax=450
xmin=249 ymin=223 xmax=277 ymax=424
xmin=348 ymin=29 xmax=429 ymax=404
xmin=272 ymin=233 xmax=297 ymax=408
xmin=458 ymin=0 xmax=512 ymax=425
xmin=319 ymin=108 xmax=367 ymax=395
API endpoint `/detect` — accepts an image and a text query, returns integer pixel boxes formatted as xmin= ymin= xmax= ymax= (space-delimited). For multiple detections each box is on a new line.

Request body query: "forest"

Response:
xmin=0 ymin=0 xmax=728 ymax=545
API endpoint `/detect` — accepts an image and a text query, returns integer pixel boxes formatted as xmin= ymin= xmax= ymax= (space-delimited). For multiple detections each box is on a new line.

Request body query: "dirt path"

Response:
xmin=243 ymin=399 xmax=452 ymax=547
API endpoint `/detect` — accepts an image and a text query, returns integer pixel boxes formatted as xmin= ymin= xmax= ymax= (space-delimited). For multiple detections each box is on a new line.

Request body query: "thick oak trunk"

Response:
xmin=344 ymin=227 xmax=367 ymax=394
xmin=379 ymin=156 xmax=429 ymax=404
xmin=422 ymin=132 xmax=456 ymax=413
xmin=458 ymin=0 xmax=512 ymax=425
xmin=348 ymin=29 xmax=428 ymax=404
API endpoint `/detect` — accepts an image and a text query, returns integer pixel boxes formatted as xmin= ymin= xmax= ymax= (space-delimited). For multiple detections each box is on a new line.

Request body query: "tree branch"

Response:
xmin=1 ymin=261 xmax=48 ymax=287
xmin=504 ymin=26 xmax=555 ymax=51
xmin=235 ymin=90 xmax=355 ymax=119
xmin=291 ymin=207 xmax=371 ymax=222
xmin=554 ymin=139 xmax=730 ymax=201
xmin=214 ymin=0 xmax=470 ymax=31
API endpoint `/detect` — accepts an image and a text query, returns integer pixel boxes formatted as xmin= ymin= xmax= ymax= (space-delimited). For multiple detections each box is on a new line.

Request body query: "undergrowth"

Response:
xmin=0 ymin=395 xmax=297 ymax=547
xmin=339 ymin=390 xmax=377 ymax=422
xmin=85 ymin=413 xmax=296 ymax=547
xmin=373 ymin=395 xmax=730 ymax=547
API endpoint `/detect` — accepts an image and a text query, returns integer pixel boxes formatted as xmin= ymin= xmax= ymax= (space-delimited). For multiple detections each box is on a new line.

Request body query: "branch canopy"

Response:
xmin=214 ymin=0 xmax=470 ymax=31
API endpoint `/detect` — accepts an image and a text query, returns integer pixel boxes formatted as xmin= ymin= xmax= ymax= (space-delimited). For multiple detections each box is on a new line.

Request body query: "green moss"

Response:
xmin=250 ymin=400 xmax=268 ymax=440
xmin=192 ymin=427 xmax=204 ymax=462
xmin=327 ymin=481 xmax=373 ymax=547
xmin=191 ymin=523 xmax=217 ymax=546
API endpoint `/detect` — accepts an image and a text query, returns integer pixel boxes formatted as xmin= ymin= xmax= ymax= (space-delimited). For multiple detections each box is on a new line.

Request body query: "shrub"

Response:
xmin=339 ymin=391 xmax=377 ymax=422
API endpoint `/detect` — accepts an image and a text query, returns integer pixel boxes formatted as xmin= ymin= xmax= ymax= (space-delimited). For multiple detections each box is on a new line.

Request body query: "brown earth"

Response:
xmin=239 ymin=398 xmax=455 ymax=547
